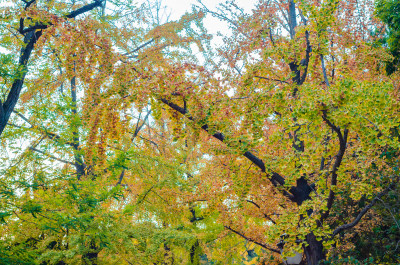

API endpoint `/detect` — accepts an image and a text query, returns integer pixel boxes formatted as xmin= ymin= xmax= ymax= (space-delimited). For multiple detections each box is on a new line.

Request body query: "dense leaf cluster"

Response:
xmin=0 ymin=0 xmax=399 ymax=264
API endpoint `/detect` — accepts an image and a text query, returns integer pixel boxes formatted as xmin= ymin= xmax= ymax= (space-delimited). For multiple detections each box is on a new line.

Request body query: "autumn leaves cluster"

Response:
xmin=0 ymin=0 xmax=400 ymax=264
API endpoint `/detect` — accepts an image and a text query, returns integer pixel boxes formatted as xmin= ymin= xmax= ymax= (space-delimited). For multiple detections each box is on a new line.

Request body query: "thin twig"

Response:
xmin=29 ymin=147 xmax=74 ymax=165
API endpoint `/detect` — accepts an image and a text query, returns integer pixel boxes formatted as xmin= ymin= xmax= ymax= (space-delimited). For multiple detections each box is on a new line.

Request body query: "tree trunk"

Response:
xmin=304 ymin=233 xmax=324 ymax=265
xmin=82 ymin=239 xmax=98 ymax=265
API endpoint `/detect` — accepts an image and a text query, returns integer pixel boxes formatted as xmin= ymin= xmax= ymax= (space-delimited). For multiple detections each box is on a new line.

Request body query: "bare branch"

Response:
xmin=124 ymin=39 xmax=155 ymax=58
xmin=12 ymin=110 xmax=74 ymax=146
xmin=12 ymin=110 xmax=32 ymax=126
xmin=138 ymin=135 xmax=159 ymax=148
xmin=133 ymin=110 xmax=152 ymax=138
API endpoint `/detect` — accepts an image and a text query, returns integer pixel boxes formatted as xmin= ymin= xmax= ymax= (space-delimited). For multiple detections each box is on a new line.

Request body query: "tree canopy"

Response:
xmin=0 ymin=0 xmax=399 ymax=264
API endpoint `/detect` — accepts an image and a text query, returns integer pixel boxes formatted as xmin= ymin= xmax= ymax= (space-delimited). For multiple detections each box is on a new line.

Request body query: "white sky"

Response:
xmin=165 ymin=0 xmax=257 ymax=20
xmin=164 ymin=0 xmax=258 ymax=40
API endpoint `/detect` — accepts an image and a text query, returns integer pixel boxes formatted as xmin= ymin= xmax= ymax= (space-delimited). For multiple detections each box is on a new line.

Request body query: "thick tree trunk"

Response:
xmin=190 ymin=240 xmax=201 ymax=265
xmin=304 ymin=233 xmax=324 ymax=265
xmin=82 ymin=239 xmax=98 ymax=265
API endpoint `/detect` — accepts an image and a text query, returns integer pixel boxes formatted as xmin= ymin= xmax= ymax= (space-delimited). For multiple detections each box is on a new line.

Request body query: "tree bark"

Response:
xmin=304 ymin=233 xmax=324 ymax=265
xmin=0 ymin=30 xmax=41 ymax=136
xmin=82 ymin=239 xmax=98 ymax=265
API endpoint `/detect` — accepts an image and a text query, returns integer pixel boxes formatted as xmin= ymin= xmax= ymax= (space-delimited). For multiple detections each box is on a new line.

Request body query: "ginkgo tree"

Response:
xmin=154 ymin=0 xmax=400 ymax=264
xmin=1 ymin=0 xmax=400 ymax=264
xmin=0 ymin=0 xmax=209 ymax=264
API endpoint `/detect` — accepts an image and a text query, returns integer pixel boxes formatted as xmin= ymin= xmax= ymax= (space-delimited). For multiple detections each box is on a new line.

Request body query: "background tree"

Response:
xmin=157 ymin=0 xmax=400 ymax=263
xmin=0 ymin=0 xmax=208 ymax=264
xmin=0 ymin=0 xmax=106 ymax=136
xmin=375 ymin=0 xmax=400 ymax=75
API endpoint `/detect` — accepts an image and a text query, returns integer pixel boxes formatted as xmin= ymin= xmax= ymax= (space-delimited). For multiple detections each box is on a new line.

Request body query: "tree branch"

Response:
xmin=320 ymin=54 xmax=330 ymax=87
xmin=246 ymin=199 xmax=276 ymax=224
xmin=0 ymin=0 xmax=104 ymax=138
xmin=321 ymin=110 xmax=348 ymax=220
xmin=66 ymin=0 xmax=104 ymax=19
xmin=332 ymin=181 xmax=397 ymax=236
xmin=12 ymin=110 xmax=74 ymax=146
xmin=299 ymin=30 xmax=311 ymax=85
xmin=22 ymin=0 xmax=36 ymax=10
xmin=133 ymin=110 xmax=152 ymax=138
xmin=70 ymin=72 xmax=85 ymax=180
xmin=29 ymin=147 xmax=74 ymax=165
xmin=159 ymin=97 xmax=317 ymax=204
xmin=254 ymin=75 xmax=289 ymax=84
xmin=124 ymin=39 xmax=155 ymax=58
xmin=224 ymin=225 xmax=281 ymax=254
xmin=116 ymin=169 xmax=125 ymax=186
xmin=20 ymin=24 xmax=51 ymax=34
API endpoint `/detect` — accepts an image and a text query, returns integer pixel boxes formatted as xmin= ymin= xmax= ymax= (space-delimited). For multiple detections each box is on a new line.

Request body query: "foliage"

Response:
xmin=0 ymin=0 xmax=399 ymax=264
xmin=375 ymin=0 xmax=400 ymax=74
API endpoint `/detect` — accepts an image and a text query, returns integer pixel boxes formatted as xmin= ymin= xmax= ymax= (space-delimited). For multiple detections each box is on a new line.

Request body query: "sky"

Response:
xmin=0 ymin=0 xmax=259 ymax=162
xmin=163 ymin=0 xmax=258 ymax=43
xmin=164 ymin=0 xmax=258 ymax=20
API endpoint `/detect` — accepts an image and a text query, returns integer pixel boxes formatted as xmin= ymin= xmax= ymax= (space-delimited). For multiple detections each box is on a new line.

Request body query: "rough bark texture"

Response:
xmin=304 ymin=233 xmax=325 ymax=265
